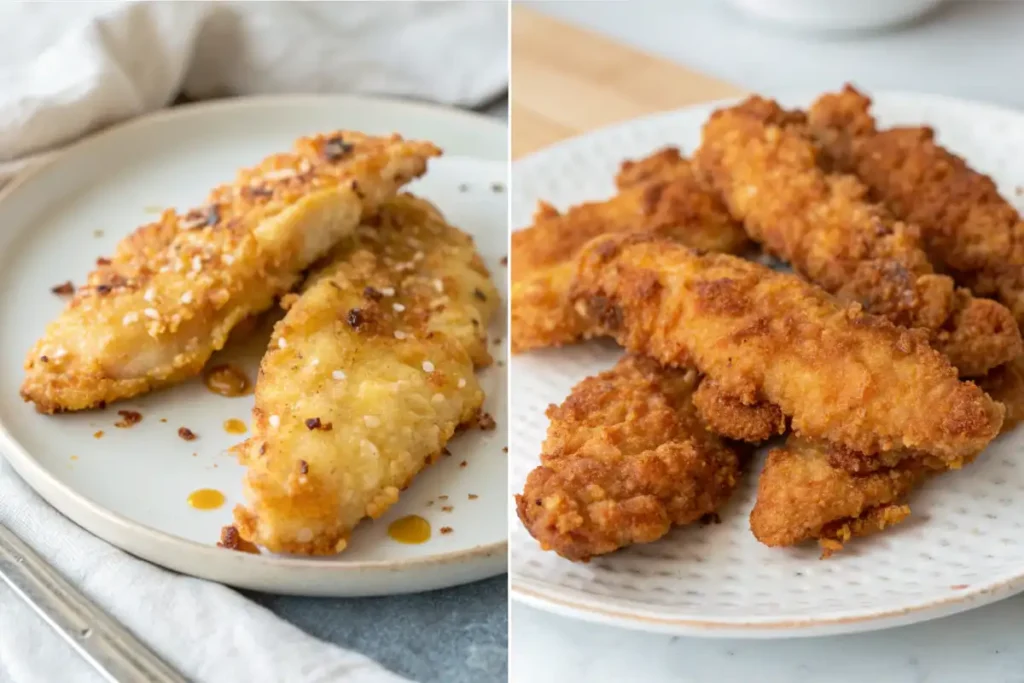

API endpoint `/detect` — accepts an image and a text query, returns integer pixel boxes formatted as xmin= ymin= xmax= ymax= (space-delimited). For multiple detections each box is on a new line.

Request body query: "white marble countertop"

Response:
xmin=512 ymin=2 xmax=1024 ymax=681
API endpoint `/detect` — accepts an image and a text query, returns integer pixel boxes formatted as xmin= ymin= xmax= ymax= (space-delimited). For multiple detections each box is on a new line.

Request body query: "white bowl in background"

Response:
xmin=729 ymin=0 xmax=945 ymax=32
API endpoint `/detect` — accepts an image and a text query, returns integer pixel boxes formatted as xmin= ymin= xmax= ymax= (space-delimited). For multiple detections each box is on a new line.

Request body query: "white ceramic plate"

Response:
xmin=510 ymin=91 xmax=1024 ymax=636
xmin=0 ymin=95 xmax=509 ymax=596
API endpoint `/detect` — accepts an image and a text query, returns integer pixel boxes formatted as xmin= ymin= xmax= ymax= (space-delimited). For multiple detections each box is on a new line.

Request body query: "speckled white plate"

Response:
xmin=510 ymin=91 xmax=1024 ymax=636
xmin=0 ymin=95 xmax=508 ymax=596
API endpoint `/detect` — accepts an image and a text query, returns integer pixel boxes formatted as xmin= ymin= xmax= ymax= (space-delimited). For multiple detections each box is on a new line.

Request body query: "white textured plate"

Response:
xmin=510 ymin=92 xmax=1024 ymax=636
xmin=0 ymin=95 xmax=508 ymax=596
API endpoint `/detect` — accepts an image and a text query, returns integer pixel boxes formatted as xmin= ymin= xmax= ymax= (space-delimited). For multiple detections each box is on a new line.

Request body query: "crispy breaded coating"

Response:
xmin=22 ymin=132 xmax=440 ymax=413
xmin=809 ymin=85 xmax=1024 ymax=328
xmin=569 ymin=233 xmax=1004 ymax=466
xmin=515 ymin=354 xmax=740 ymax=562
xmin=979 ymin=354 xmax=1024 ymax=435
xmin=511 ymin=148 xmax=749 ymax=353
xmin=695 ymin=96 xmax=1021 ymax=377
xmin=693 ymin=378 xmax=787 ymax=443
xmin=232 ymin=195 xmax=497 ymax=555
xmin=750 ymin=437 xmax=928 ymax=557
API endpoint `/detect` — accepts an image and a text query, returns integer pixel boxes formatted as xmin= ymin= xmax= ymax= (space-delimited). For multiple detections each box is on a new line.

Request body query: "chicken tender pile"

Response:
xmin=22 ymin=132 xmax=440 ymax=413
xmin=515 ymin=354 xmax=739 ymax=562
xmin=512 ymin=91 xmax=1024 ymax=561
xmin=233 ymin=195 xmax=498 ymax=555
xmin=511 ymin=148 xmax=749 ymax=352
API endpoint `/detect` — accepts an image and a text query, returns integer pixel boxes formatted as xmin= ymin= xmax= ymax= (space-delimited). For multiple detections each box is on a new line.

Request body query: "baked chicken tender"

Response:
xmin=232 ymin=195 xmax=497 ymax=555
xmin=515 ymin=354 xmax=740 ymax=562
xmin=696 ymin=97 xmax=1021 ymax=377
xmin=569 ymin=233 xmax=1004 ymax=467
xmin=809 ymin=85 xmax=1024 ymax=329
xmin=750 ymin=437 xmax=929 ymax=557
xmin=511 ymin=148 xmax=750 ymax=353
xmin=22 ymin=132 xmax=440 ymax=413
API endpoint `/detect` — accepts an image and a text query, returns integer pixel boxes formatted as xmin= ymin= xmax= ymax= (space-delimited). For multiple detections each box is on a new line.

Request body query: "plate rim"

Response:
xmin=509 ymin=88 xmax=1024 ymax=635
xmin=0 ymin=93 xmax=509 ymax=590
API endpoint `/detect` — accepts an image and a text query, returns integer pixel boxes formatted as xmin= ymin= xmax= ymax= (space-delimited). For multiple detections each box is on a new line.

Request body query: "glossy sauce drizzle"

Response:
xmin=204 ymin=364 xmax=251 ymax=397
xmin=187 ymin=488 xmax=225 ymax=510
xmin=387 ymin=515 xmax=431 ymax=544
xmin=223 ymin=418 xmax=247 ymax=435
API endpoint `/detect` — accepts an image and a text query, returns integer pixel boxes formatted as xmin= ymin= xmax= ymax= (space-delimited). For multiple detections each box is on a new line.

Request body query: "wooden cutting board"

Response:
xmin=512 ymin=7 xmax=744 ymax=158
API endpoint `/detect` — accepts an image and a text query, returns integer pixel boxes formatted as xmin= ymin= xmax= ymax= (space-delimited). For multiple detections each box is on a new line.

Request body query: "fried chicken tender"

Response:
xmin=695 ymin=96 xmax=1021 ymax=377
xmin=232 ymin=195 xmax=497 ymax=555
xmin=750 ymin=437 xmax=929 ymax=557
xmin=511 ymin=148 xmax=749 ymax=353
xmin=515 ymin=354 xmax=740 ymax=562
xmin=979 ymin=354 xmax=1024 ymax=435
xmin=569 ymin=233 xmax=1004 ymax=467
xmin=808 ymin=85 xmax=1024 ymax=328
xmin=21 ymin=133 xmax=440 ymax=413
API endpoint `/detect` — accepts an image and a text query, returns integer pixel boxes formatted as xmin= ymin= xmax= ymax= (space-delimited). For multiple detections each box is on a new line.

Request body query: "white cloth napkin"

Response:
xmin=0 ymin=2 xmax=507 ymax=682
xmin=0 ymin=0 xmax=508 ymax=183
xmin=0 ymin=467 xmax=411 ymax=683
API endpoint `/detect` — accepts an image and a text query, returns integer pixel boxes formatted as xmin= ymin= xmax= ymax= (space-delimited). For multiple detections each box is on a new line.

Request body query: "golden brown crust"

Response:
xmin=569 ymin=233 xmax=1004 ymax=465
xmin=22 ymin=132 xmax=441 ymax=413
xmin=692 ymin=378 xmax=786 ymax=443
xmin=511 ymin=148 xmax=750 ymax=353
xmin=979 ymin=354 xmax=1024 ymax=435
xmin=233 ymin=195 xmax=496 ymax=555
xmin=515 ymin=354 xmax=740 ymax=562
xmin=695 ymin=96 xmax=1021 ymax=377
xmin=750 ymin=437 xmax=927 ymax=556
xmin=808 ymin=85 xmax=1024 ymax=329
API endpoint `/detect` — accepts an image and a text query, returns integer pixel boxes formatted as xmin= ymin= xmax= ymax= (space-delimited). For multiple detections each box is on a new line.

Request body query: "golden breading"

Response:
xmin=21 ymin=132 xmax=440 ymax=413
xmin=750 ymin=437 xmax=928 ymax=557
xmin=515 ymin=354 xmax=740 ymax=562
xmin=232 ymin=195 xmax=497 ymax=555
xmin=693 ymin=378 xmax=786 ymax=443
xmin=809 ymin=85 xmax=1024 ymax=328
xmin=979 ymin=354 xmax=1024 ymax=435
xmin=511 ymin=148 xmax=749 ymax=353
xmin=569 ymin=233 xmax=1004 ymax=466
xmin=695 ymin=96 xmax=1021 ymax=377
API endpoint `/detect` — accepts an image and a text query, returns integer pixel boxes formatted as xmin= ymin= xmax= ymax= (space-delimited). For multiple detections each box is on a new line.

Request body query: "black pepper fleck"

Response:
xmin=304 ymin=417 xmax=332 ymax=431
xmin=347 ymin=308 xmax=365 ymax=328
xmin=323 ymin=136 xmax=354 ymax=161
xmin=363 ymin=286 xmax=382 ymax=301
